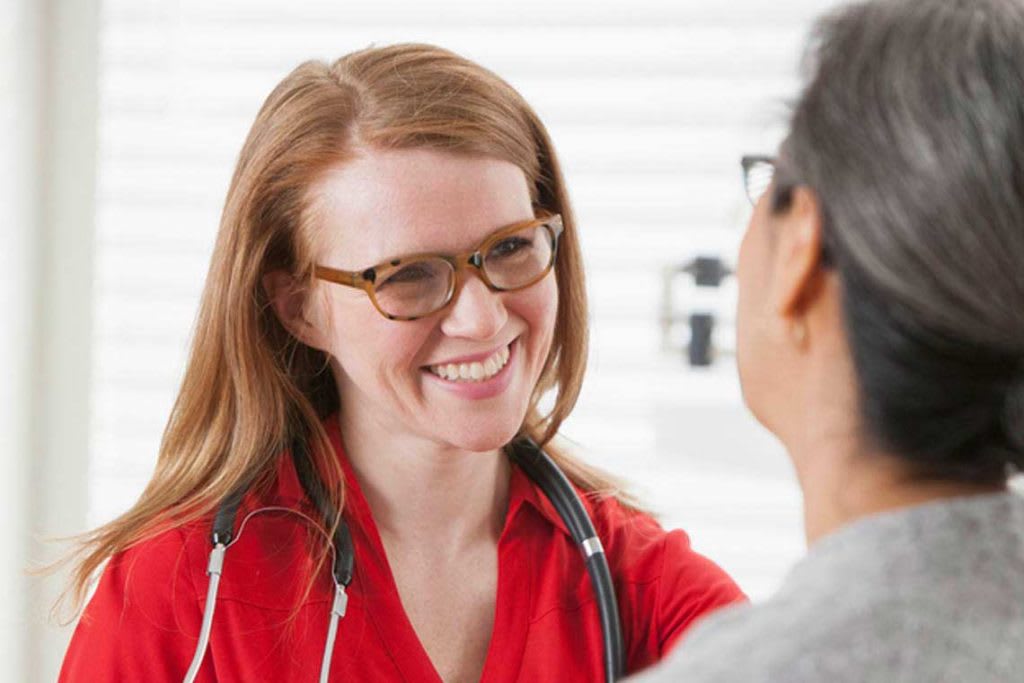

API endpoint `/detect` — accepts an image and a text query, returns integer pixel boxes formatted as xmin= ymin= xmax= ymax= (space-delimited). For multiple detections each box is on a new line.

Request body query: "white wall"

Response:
xmin=31 ymin=0 xmax=101 ymax=676
xmin=1 ymin=0 xmax=99 ymax=680
xmin=0 ymin=1 xmax=42 ymax=678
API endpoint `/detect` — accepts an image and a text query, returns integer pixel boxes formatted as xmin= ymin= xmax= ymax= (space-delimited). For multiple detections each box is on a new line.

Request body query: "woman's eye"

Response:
xmin=378 ymin=264 xmax=434 ymax=288
xmin=489 ymin=237 xmax=532 ymax=259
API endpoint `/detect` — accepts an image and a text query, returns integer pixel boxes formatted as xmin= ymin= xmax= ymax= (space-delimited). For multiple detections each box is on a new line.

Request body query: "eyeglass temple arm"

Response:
xmin=313 ymin=265 xmax=368 ymax=288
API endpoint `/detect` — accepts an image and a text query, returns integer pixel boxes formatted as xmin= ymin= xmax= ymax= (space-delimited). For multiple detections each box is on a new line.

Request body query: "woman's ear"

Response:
xmin=770 ymin=186 xmax=828 ymax=322
xmin=263 ymin=270 xmax=325 ymax=349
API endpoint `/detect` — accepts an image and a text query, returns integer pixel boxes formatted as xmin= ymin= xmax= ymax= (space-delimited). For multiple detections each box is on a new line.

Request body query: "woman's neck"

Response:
xmin=792 ymin=435 xmax=1006 ymax=546
xmin=775 ymin=332 xmax=1006 ymax=547
xmin=336 ymin=409 xmax=511 ymax=552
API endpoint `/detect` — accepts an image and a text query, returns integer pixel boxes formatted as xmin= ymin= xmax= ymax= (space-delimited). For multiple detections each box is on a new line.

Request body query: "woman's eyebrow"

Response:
xmin=371 ymin=217 xmax=537 ymax=263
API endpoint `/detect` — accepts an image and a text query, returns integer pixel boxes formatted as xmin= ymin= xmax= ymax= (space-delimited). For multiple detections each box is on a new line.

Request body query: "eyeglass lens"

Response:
xmin=372 ymin=222 xmax=557 ymax=319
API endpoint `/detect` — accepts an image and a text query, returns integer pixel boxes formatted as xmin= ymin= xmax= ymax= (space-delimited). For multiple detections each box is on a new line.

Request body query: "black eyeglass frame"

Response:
xmin=739 ymin=154 xmax=837 ymax=267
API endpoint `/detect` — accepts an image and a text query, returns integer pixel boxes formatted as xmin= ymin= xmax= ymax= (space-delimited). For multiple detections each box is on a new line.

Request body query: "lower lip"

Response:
xmin=422 ymin=341 xmax=517 ymax=400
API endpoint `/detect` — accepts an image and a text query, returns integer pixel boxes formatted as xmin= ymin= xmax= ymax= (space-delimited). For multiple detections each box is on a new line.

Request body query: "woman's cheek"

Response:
xmin=532 ymin=279 xmax=559 ymax=343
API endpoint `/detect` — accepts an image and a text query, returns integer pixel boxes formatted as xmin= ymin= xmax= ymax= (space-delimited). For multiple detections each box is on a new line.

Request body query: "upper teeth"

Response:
xmin=429 ymin=346 xmax=510 ymax=382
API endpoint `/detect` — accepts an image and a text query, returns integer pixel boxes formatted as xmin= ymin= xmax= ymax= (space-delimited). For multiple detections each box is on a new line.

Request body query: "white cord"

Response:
xmin=227 ymin=505 xmax=328 ymax=549
xmin=183 ymin=544 xmax=226 ymax=683
xmin=183 ymin=507 xmax=345 ymax=683
xmin=319 ymin=585 xmax=348 ymax=683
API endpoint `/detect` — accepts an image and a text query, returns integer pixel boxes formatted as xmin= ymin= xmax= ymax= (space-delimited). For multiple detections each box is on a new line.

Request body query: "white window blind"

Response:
xmin=92 ymin=0 xmax=843 ymax=599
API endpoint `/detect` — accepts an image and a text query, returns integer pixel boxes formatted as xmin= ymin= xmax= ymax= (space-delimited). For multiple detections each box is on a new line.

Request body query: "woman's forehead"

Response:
xmin=311 ymin=148 xmax=533 ymax=266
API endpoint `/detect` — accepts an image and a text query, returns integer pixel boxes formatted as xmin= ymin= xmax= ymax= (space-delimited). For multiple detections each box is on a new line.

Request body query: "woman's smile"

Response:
xmin=422 ymin=339 xmax=518 ymax=400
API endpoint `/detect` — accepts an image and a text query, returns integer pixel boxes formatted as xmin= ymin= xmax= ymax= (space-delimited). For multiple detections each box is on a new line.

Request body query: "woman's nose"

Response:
xmin=439 ymin=274 xmax=508 ymax=340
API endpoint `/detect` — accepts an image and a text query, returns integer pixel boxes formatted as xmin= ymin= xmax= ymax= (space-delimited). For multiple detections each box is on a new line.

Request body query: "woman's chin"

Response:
xmin=436 ymin=419 xmax=524 ymax=454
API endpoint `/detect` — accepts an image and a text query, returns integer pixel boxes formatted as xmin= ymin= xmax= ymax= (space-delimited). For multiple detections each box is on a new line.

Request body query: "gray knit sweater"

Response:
xmin=631 ymin=491 xmax=1024 ymax=682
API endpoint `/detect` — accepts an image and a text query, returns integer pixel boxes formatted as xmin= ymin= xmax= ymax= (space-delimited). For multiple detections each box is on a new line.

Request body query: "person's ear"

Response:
xmin=263 ymin=270 xmax=325 ymax=349
xmin=770 ymin=186 xmax=827 ymax=327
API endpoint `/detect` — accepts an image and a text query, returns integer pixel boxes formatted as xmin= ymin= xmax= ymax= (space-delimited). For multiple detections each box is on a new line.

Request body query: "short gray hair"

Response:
xmin=779 ymin=0 xmax=1024 ymax=483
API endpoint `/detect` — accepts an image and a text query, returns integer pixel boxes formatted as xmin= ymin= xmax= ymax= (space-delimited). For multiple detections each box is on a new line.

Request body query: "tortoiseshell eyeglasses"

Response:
xmin=314 ymin=214 xmax=564 ymax=321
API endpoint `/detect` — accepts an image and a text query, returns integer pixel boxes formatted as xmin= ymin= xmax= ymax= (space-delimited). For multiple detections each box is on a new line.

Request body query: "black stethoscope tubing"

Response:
xmin=194 ymin=438 xmax=624 ymax=682
xmin=506 ymin=438 xmax=625 ymax=682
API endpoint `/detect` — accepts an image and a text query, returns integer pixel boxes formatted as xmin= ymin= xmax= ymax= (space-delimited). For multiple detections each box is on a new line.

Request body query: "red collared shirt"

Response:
xmin=61 ymin=419 xmax=744 ymax=681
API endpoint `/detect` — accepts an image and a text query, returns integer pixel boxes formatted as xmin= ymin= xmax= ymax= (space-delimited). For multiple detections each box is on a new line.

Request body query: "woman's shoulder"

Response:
xmin=586 ymin=494 xmax=746 ymax=667
xmin=586 ymin=495 xmax=669 ymax=575
xmin=633 ymin=588 xmax=1017 ymax=683
xmin=588 ymin=494 xmax=736 ymax=591
xmin=60 ymin=521 xmax=212 ymax=682
xmin=81 ymin=520 xmax=210 ymax=628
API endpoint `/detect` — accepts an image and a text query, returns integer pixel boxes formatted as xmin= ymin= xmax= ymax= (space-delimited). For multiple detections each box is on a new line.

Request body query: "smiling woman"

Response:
xmin=58 ymin=44 xmax=743 ymax=682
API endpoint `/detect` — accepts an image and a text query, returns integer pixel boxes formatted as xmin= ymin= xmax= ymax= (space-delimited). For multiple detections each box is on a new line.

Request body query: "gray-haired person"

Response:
xmin=632 ymin=0 xmax=1024 ymax=681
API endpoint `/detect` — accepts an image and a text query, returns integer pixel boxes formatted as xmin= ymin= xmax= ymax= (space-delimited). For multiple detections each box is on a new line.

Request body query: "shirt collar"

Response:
xmin=506 ymin=459 xmax=577 ymax=538
xmin=270 ymin=412 xmax=584 ymax=541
